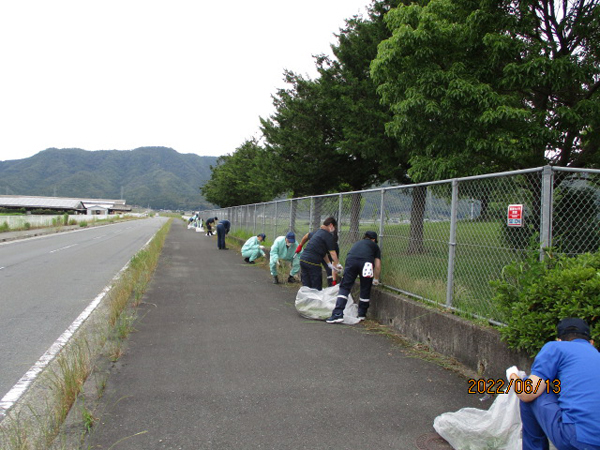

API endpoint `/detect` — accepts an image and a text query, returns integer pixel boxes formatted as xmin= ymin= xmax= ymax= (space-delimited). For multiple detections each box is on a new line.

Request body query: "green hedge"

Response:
xmin=491 ymin=249 xmax=600 ymax=356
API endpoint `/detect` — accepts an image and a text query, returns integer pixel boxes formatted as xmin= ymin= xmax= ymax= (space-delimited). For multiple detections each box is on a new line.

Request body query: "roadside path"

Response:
xmin=86 ymin=223 xmax=482 ymax=449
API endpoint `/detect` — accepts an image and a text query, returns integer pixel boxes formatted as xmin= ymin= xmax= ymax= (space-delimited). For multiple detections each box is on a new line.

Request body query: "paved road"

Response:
xmin=85 ymin=222 xmax=483 ymax=450
xmin=0 ymin=217 xmax=168 ymax=404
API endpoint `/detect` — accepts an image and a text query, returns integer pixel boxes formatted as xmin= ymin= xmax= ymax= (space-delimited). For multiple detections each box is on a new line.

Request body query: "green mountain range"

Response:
xmin=0 ymin=147 xmax=218 ymax=210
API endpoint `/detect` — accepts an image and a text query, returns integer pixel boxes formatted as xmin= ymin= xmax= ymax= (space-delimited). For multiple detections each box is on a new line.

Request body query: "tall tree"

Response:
xmin=260 ymin=70 xmax=348 ymax=199
xmin=261 ymin=0 xmax=410 ymax=235
xmin=321 ymin=0 xmax=409 ymax=184
xmin=371 ymin=0 xmax=600 ymax=183
xmin=200 ymin=139 xmax=278 ymax=208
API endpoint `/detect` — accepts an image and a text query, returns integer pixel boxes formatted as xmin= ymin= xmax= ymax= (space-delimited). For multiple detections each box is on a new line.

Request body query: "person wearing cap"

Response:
xmin=299 ymin=217 xmax=342 ymax=290
xmin=326 ymin=231 xmax=381 ymax=324
xmin=216 ymin=218 xmax=231 ymax=249
xmin=241 ymin=233 xmax=266 ymax=264
xmin=507 ymin=318 xmax=600 ymax=450
xmin=269 ymin=231 xmax=301 ymax=284
xmin=205 ymin=216 xmax=218 ymax=236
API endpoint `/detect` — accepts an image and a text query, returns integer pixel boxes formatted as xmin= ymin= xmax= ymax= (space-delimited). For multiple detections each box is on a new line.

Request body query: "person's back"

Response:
xmin=301 ymin=229 xmax=334 ymax=264
xmin=531 ymin=339 xmax=600 ymax=444
xmin=346 ymin=239 xmax=381 ymax=264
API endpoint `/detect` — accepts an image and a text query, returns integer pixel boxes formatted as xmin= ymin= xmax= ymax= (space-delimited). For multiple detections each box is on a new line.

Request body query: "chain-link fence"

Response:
xmin=199 ymin=166 xmax=600 ymax=325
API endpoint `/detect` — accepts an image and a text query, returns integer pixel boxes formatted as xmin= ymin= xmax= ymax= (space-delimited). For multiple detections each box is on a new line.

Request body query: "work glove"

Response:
xmin=373 ymin=279 xmax=380 ymax=286
xmin=327 ymin=262 xmax=334 ymax=270
xmin=295 ymin=244 xmax=303 ymax=253
xmin=259 ymin=245 xmax=265 ymax=250
xmin=335 ymin=264 xmax=343 ymax=274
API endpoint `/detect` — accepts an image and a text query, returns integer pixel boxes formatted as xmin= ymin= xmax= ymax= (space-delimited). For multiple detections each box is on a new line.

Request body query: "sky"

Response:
xmin=0 ymin=1 xmax=369 ymax=162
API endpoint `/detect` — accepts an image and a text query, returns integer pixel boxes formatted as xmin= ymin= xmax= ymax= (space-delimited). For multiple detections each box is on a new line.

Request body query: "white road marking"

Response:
xmin=0 ymin=232 xmax=157 ymax=418
xmin=49 ymin=244 xmax=78 ymax=253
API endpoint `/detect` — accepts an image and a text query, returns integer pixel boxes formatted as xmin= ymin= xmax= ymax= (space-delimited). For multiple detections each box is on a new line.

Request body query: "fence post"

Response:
xmin=262 ymin=203 xmax=266 ymax=235
xmin=338 ymin=194 xmax=343 ymax=241
xmin=540 ymin=165 xmax=554 ymax=260
xmin=309 ymin=197 xmax=314 ymax=231
xmin=379 ymin=189 xmax=386 ymax=252
xmin=446 ymin=180 xmax=459 ymax=308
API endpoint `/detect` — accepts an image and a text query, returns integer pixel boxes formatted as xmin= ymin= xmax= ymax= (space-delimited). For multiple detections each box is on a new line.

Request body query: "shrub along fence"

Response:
xmin=199 ymin=166 xmax=600 ymax=325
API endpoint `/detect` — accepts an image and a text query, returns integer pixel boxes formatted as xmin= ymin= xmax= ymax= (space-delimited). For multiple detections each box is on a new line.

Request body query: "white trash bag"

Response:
xmin=434 ymin=387 xmax=522 ymax=450
xmin=295 ymin=285 xmax=360 ymax=325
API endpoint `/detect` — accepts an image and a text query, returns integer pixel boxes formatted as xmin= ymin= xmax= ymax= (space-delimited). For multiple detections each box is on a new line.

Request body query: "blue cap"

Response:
xmin=286 ymin=231 xmax=296 ymax=242
xmin=258 ymin=233 xmax=266 ymax=240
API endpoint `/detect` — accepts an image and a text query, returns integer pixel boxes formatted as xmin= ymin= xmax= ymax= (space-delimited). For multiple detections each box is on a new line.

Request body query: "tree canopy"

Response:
xmin=371 ymin=0 xmax=600 ymax=182
xmin=200 ymin=139 xmax=278 ymax=207
xmin=259 ymin=0 xmax=408 ymax=198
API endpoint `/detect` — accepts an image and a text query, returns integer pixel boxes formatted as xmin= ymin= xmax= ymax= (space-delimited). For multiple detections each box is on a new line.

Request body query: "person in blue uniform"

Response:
xmin=326 ymin=231 xmax=381 ymax=324
xmin=507 ymin=318 xmax=600 ymax=450
xmin=216 ymin=219 xmax=231 ymax=249
xmin=298 ymin=217 xmax=342 ymax=290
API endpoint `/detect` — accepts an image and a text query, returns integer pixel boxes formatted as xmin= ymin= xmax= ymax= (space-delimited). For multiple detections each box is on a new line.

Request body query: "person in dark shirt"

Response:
xmin=326 ymin=231 xmax=381 ymax=324
xmin=205 ymin=217 xmax=217 ymax=236
xmin=299 ymin=217 xmax=342 ymax=290
xmin=216 ymin=219 xmax=231 ymax=249
xmin=295 ymin=229 xmax=340 ymax=286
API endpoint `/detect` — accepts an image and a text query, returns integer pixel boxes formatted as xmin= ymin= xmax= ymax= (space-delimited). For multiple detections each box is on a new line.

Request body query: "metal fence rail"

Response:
xmin=199 ymin=166 xmax=600 ymax=324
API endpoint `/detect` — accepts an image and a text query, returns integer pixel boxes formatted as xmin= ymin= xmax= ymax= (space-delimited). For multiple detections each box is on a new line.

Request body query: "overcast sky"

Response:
xmin=0 ymin=1 xmax=369 ymax=162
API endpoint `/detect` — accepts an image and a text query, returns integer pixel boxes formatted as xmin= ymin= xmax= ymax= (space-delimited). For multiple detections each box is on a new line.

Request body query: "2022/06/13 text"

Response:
xmin=467 ymin=378 xmax=561 ymax=395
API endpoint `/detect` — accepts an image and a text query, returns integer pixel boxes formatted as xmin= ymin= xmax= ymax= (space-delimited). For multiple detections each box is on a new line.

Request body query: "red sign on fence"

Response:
xmin=507 ymin=204 xmax=523 ymax=227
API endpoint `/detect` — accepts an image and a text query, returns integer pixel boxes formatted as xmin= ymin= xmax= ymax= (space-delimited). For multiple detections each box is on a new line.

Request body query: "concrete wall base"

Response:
xmin=370 ymin=288 xmax=532 ymax=379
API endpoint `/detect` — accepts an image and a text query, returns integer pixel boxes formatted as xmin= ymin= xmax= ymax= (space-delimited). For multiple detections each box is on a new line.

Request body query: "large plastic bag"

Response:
xmin=295 ymin=285 xmax=360 ymax=324
xmin=434 ymin=387 xmax=522 ymax=449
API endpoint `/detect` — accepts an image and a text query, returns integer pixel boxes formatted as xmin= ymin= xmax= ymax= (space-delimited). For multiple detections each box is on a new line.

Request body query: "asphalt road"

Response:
xmin=86 ymin=222 xmax=483 ymax=450
xmin=0 ymin=217 xmax=168 ymax=403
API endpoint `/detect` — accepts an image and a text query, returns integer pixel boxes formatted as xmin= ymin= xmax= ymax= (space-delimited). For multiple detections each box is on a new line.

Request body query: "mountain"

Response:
xmin=0 ymin=147 xmax=218 ymax=210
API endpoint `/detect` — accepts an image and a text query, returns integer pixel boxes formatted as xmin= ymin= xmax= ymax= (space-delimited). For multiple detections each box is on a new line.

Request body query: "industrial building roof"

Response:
xmin=0 ymin=195 xmax=131 ymax=212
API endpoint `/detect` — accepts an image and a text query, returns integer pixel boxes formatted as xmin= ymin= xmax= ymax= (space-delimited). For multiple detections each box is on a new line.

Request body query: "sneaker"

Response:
xmin=287 ymin=275 xmax=297 ymax=283
xmin=326 ymin=314 xmax=344 ymax=324
xmin=273 ymin=275 xmax=279 ymax=284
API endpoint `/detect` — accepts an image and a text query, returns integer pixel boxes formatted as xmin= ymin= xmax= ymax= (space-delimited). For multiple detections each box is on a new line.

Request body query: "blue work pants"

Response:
xmin=216 ymin=223 xmax=227 ymax=249
xmin=521 ymin=391 xmax=600 ymax=450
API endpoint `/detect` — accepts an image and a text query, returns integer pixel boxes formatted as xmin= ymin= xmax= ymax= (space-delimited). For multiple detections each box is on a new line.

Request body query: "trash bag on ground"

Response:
xmin=434 ymin=384 xmax=522 ymax=449
xmin=295 ymin=285 xmax=360 ymax=325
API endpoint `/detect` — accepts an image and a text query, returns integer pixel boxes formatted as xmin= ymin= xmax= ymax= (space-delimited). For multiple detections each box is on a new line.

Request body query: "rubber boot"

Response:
xmin=273 ymin=275 xmax=279 ymax=284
